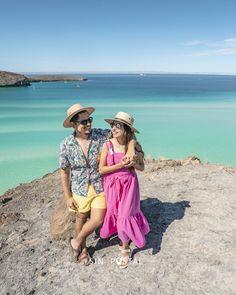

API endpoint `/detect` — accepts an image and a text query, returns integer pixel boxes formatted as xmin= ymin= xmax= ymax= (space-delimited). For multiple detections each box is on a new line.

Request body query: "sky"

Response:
xmin=0 ymin=0 xmax=236 ymax=74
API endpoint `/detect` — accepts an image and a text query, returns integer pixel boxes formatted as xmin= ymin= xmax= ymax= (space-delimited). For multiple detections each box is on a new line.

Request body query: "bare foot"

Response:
xmin=69 ymin=238 xmax=82 ymax=261
xmin=78 ymin=248 xmax=91 ymax=266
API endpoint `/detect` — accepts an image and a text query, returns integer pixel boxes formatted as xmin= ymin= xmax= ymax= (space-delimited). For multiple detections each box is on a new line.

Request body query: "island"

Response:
xmin=28 ymin=75 xmax=87 ymax=82
xmin=0 ymin=70 xmax=87 ymax=87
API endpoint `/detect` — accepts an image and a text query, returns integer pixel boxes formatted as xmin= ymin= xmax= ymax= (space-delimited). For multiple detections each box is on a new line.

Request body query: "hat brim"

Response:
xmin=63 ymin=107 xmax=95 ymax=128
xmin=104 ymin=118 xmax=139 ymax=133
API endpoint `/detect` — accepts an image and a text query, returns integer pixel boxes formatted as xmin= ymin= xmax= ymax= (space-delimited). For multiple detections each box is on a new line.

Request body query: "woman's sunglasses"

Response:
xmin=110 ymin=122 xmax=124 ymax=129
xmin=75 ymin=117 xmax=93 ymax=126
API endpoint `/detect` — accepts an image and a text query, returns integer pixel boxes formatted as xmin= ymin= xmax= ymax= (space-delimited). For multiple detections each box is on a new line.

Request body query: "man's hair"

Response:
xmin=70 ymin=111 xmax=88 ymax=123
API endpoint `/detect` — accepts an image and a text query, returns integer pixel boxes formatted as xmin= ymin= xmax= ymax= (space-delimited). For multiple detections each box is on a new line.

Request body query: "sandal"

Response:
xmin=78 ymin=247 xmax=91 ymax=266
xmin=69 ymin=238 xmax=82 ymax=262
xmin=116 ymin=248 xmax=131 ymax=269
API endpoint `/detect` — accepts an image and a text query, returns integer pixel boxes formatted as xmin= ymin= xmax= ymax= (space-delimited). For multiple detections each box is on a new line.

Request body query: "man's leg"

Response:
xmin=75 ymin=212 xmax=90 ymax=249
xmin=71 ymin=208 xmax=106 ymax=250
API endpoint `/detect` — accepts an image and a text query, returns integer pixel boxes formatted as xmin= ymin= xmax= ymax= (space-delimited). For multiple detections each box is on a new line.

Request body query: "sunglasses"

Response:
xmin=110 ymin=122 xmax=124 ymax=129
xmin=75 ymin=117 xmax=93 ymax=126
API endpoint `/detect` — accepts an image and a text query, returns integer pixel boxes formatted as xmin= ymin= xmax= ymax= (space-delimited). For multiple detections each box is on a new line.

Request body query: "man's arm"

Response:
xmin=98 ymin=128 xmax=136 ymax=160
xmin=125 ymin=139 xmax=136 ymax=161
xmin=59 ymin=141 xmax=77 ymax=210
xmin=60 ymin=168 xmax=77 ymax=210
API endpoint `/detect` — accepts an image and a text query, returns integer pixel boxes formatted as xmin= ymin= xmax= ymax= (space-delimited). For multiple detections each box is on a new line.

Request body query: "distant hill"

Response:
xmin=28 ymin=75 xmax=87 ymax=82
xmin=0 ymin=71 xmax=30 ymax=87
xmin=0 ymin=70 xmax=87 ymax=87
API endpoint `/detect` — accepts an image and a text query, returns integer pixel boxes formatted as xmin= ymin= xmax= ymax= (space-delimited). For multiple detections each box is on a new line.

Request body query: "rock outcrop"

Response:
xmin=0 ymin=158 xmax=235 ymax=295
xmin=49 ymin=197 xmax=75 ymax=240
xmin=0 ymin=71 xmax=31 ymax=87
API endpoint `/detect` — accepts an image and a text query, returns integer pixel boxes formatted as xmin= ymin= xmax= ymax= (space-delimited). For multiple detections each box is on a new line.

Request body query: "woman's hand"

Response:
xmin=120 ymin=156 xmax=131 ymax=167
xmin=124 ymin=160 xmax=135 ymax=168
xmin=124 ymin=154 xmax=138 ymax=167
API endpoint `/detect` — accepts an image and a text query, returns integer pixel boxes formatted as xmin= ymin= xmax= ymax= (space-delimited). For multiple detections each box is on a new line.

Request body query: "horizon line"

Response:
xmin=20 ymin=71 xmax=236 ymax=76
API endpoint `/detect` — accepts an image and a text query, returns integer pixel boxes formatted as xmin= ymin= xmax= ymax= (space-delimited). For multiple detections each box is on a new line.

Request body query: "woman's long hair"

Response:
xmin=110 ymin=123 xmax=144 ymax=157
xmin=123 ymin=124 xmax=135 ymax=153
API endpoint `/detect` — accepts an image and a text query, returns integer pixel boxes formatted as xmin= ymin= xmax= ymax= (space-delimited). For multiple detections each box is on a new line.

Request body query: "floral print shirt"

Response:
xmin=59 ymin=128 xmax=111 ymax=197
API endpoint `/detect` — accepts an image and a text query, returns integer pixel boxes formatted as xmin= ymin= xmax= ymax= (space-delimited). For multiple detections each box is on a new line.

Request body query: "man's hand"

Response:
xmin=65 ymin=197 xmax=77 ymax=211
xmin=125 ymin=139 xmax=136 ymax=161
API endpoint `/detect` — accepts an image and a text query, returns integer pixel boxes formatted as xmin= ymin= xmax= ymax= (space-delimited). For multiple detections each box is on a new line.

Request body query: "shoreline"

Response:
xmin=1 ymin=156 xmax=236 ymax=197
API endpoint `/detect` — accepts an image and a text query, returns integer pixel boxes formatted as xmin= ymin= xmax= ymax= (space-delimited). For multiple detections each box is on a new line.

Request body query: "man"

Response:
xmin=59 ymin=103 xmax=134 ymax=265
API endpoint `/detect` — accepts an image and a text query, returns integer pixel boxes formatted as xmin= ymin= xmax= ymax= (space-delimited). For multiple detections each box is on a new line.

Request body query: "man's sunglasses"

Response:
xmin=75 ymin=117 xmax=93 ymax=126
xmin=110 ymin=122 xmax=124 ymax=129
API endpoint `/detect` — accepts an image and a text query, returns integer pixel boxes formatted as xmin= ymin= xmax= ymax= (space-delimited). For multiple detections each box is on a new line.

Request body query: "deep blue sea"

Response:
xmin=1 ymin=74 xmax=236 ymax=194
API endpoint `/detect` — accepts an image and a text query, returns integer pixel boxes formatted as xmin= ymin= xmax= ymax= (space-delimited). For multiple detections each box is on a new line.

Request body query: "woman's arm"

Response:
xmin=99 ymin=143 xmax=130 ymax=175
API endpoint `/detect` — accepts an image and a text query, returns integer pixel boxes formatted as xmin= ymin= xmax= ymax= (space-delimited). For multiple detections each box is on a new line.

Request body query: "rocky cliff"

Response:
xmin=0 ymin=158 xmax=235 ymax=295
xmin=0 ymin=71 xmax=31 ymax=87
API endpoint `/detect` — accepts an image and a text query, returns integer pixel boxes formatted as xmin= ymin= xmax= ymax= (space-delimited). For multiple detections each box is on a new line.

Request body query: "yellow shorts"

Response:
xmin=69 ymin=184 xmax=106 ymax=213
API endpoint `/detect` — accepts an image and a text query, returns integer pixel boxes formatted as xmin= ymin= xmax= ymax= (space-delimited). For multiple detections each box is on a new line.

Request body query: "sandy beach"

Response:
xmin=0 ymin=158 xmax=236 ymax=295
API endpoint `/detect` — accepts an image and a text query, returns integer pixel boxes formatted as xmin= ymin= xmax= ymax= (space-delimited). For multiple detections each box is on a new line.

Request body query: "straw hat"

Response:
xmin=105 ymin=111 xmax=139 ymax=133
xmin=63 ymin=103 xmax=95 ymax=128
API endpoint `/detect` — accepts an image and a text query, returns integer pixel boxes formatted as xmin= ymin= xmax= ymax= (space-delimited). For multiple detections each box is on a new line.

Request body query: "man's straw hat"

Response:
xmin=63 ymin=103 xmax=95 ymax=128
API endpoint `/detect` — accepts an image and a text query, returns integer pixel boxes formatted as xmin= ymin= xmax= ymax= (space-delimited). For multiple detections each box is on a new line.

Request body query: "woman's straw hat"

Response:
xmin=63 ymin=103 xmax=95 ymax=128
xmin=105 ymin=111 xmax=139 ymax=133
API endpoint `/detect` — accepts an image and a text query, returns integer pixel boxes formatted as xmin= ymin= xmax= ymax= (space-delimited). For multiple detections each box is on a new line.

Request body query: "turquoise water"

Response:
xmin=1 ymin=74 xmax=236 ymax=194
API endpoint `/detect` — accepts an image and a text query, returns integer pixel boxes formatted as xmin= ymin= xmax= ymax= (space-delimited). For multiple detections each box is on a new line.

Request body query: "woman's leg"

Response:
xmin=120 ymin=241 xmax=129 ymax=250
xmin=117 ymin=241 xmax=131 ymax=269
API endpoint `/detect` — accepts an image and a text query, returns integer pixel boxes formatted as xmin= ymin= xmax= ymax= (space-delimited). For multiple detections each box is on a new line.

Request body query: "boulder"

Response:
xmin=49 ymin=197 xmax=75 ymax=240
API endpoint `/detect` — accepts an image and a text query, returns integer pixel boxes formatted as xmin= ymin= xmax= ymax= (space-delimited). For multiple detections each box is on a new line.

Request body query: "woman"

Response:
xmin=99 ymin=111 xmax=150 ymax=269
